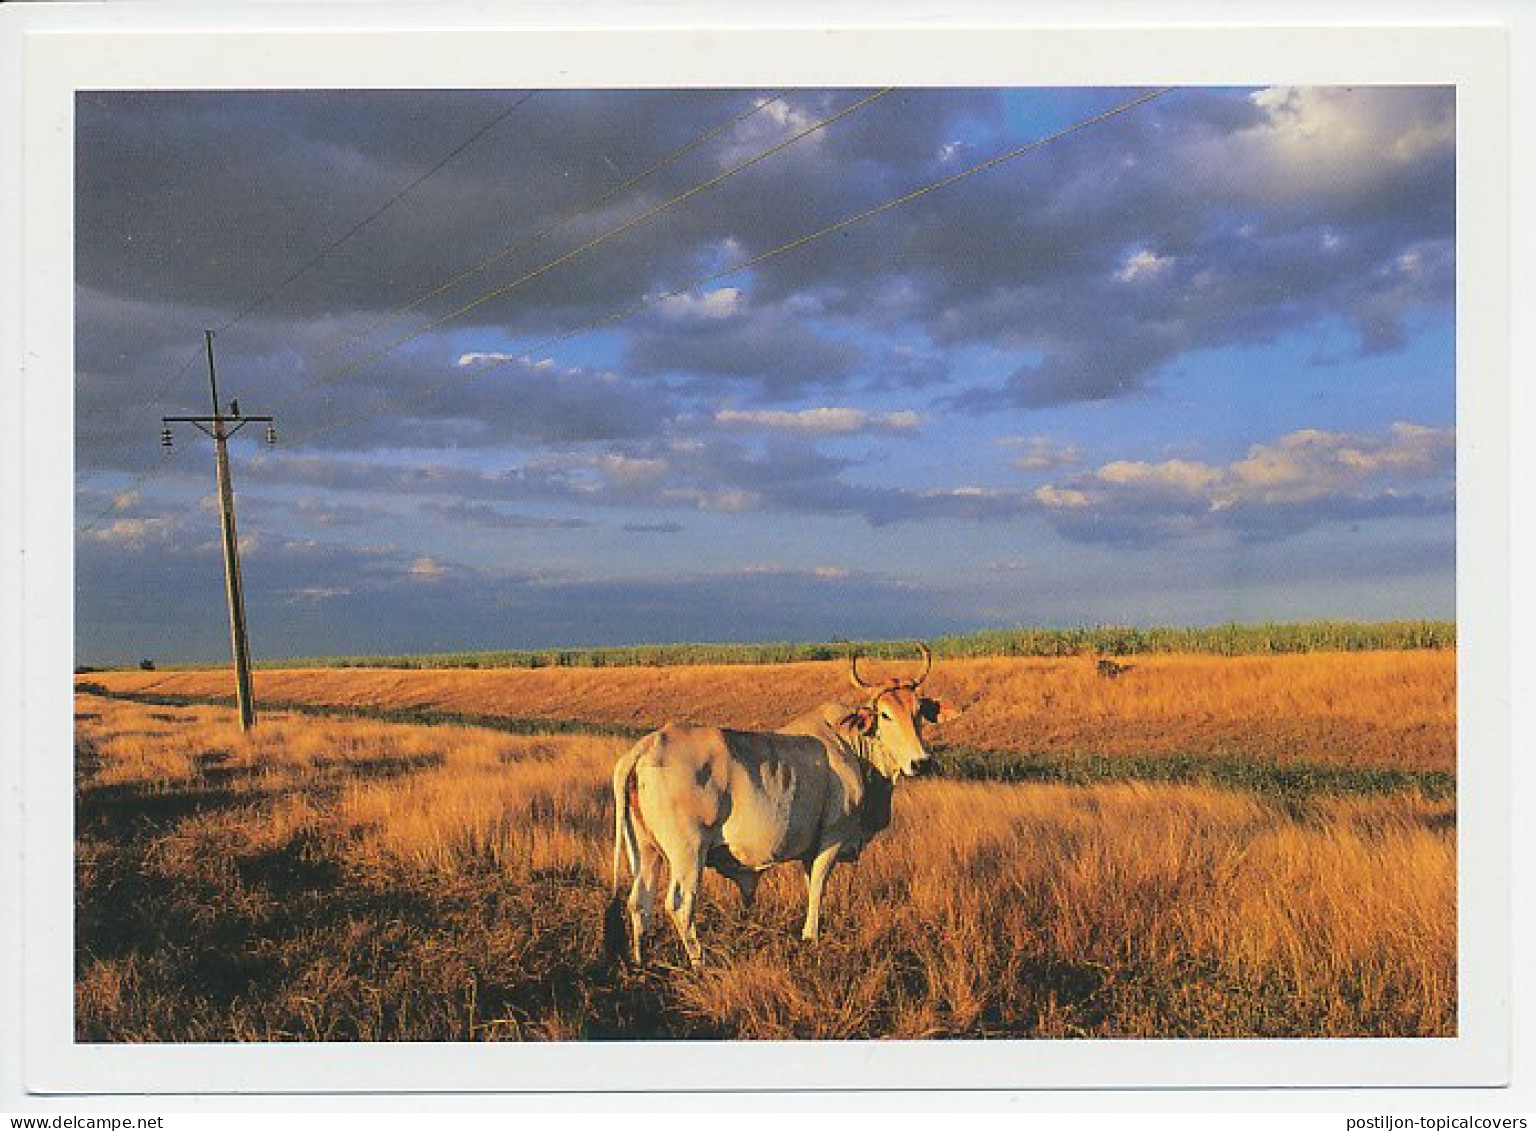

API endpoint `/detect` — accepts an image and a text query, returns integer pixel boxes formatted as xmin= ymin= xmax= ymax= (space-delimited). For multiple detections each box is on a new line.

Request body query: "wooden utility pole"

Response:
xmin=161 ymin=330 xmax=275 ymax=732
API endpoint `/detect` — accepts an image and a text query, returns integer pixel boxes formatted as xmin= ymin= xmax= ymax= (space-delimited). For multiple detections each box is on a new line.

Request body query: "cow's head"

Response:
xmin=840 ymin=643 xmax=960 ymax=779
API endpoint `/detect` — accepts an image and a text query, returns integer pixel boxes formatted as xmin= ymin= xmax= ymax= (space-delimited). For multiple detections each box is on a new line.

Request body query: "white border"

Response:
xmin=6 ymin=3 xmax=1516 ymax=1103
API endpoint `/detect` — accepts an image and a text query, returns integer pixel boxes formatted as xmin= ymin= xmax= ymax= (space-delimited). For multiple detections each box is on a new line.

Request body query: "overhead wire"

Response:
xmin=86 ymin=89 xmax=811 ymax=524
xmin=305 ymin=89 xmax=791 ymax=373
xmin=220 ymin=90 xmax=540 ymax=337
xmin=283 ymin=87 xmax=1175 ymax=451
xmin=75 ymin=91 xmax=539 ymax=519
xmin=301 ymin=88 xmax=892 ymax=393
xmin=87 ymin=91 xmax=539 ymax=435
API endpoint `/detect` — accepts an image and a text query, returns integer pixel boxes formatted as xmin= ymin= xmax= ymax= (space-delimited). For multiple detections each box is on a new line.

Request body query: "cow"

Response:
xmin=603 ymin=644 xmax=957 ymax=967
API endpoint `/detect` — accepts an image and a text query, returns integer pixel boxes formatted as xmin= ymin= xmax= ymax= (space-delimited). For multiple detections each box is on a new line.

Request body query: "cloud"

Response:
xmin=625 ymin=299 xmax=863 ymax=397
xmin=1217 ymin=422 xmax=1453 ymax=506
xmin=83 ymin=515 xmax=180 ymax=550
xmin=1034 ymin=422 xmax=1455 ymax=543
xmin=653 ymin=287 xmax=743 ymax=320
xmin=622 ymin=522 xmax=685 ymax=534
xmin=249 ymin=416 xmax=1453 ymax=543
xmin=76 ymin=85 xmax=1455 ymax=477
xmin=420 ymin=501 xmax=590 ymax=530
xmin=75 ymin=515 xmax=973 ymax=662
xmin=71 ymin=87 xmax=1457 ymax=661
xmin=1114 ymin=249 xmax=1173 ymax=284
xmin=713 ymin=406 xmax=921 ymax=436
xmin=1002 ymin=435 xmax=1082 ymax=471
xmin=408 ymin=555 xmax=446 ymax=581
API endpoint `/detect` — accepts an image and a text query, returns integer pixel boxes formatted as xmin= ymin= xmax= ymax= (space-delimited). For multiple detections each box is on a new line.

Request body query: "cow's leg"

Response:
xmin=801 ymin=842 xmax=842 ymax=942
xmin=666 ymin=856 xmax=706 ymax=967
xmin=626 ymin=841 xmax=663 ymax=966
xmin=733 ymin=870 xmax=760 ymax=910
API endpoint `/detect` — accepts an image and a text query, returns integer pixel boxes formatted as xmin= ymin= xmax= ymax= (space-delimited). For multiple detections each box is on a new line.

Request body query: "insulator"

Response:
xmin=160 ymin=427 xmax=173 ymax=449
xmin=264 ymin=423 xmax=277 ymax=446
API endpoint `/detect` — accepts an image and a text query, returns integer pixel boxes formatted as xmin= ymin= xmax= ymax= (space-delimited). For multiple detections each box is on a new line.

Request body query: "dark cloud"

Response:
xmin=622 ymin=522 xmax=685 ymax=534
xmin=625 ymin=299 xmax=863 ymax=398
xmin=74 ymin=517 xmax=971 ymax=663
xmin=72 ymin=86 xmax=1457 ymax=658
xmin=242 ymin=416 xmax=1456 ymax=545
xmin=76 ymin=89 xmax=776 ymax=320
xmin=419 ymin=500 xmax=590 ymax=530
xmin=76 ymin=290 xmax=678 ymax=472
xmin=78 ymin=85 xmax=1454 ymax=461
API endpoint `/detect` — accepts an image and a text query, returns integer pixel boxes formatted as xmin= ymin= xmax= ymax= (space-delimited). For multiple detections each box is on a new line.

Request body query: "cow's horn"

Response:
xmin=913 ymin=642 xmax=932 ymax=688
xmin=849 ymin=650 xmax=874 ymax=690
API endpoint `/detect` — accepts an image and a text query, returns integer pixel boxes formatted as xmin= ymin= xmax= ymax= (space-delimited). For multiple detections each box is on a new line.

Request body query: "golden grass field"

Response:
xmin=91 ymin=649 xmax=1454 ymax=771
xmin=74 ymin=650 xmax=1456 ymax=1041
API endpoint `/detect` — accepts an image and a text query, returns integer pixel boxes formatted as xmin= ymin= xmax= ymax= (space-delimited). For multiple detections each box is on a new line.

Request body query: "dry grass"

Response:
xmin=86 ymin=649 xmax=1455 ymax=773
xmin=75 ymin=680 xmax=1455 ymax=1042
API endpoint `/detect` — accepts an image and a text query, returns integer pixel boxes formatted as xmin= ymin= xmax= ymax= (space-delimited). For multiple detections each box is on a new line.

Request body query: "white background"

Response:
xmin=2 ymin=0 xmax=1531 ymax=1116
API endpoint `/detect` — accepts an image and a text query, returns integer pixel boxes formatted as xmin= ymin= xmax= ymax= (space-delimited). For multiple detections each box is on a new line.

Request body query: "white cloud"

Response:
xmin=408 ymin=555 xmax=445 ymax=581
xmin=457 ymin=351 xmax=518 ymax=367
xmin=1095 ymin=458 xmax=1224 ymax=494
xmin=1033 ymin=485 xmax=1092 ymax=509
xmin=289 ymin=586 xmax=351 ymax=603
xmin=1036 ymin=422 xmax=1454 ymax=520
xmin=85 ymin=516 xmax=176 ymax=549
xmin=713 ymin=406 xmax=921 ymax=436
xmin=593 ymin=453 xmax=669 ymax=487
xmin=1219 ymin=422 xmax=1453 ymax=507
xmin=655 ymin=287 xmax=742 ymax=321
xmin=684 ymin=488 xmax=761 ymax=514
xmin=1240 ymin=86 xmax=1454 ymax=202
xmin=1003 ymin=435 xmax=1081 ymax=471
xmin=1115 ymin=248 xmax=1173 ymax=284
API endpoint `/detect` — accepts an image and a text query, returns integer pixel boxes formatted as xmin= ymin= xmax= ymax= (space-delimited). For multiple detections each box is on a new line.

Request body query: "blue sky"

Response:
xmin=73 ymin=86 xmax=1456 ymax=664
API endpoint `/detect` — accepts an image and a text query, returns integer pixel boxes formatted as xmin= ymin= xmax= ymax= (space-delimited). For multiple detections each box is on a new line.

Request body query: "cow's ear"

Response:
xmin=919 ymin=697 xmax=960 ymax=724
xmin=839 ymin=707 xmax=877 ymax=735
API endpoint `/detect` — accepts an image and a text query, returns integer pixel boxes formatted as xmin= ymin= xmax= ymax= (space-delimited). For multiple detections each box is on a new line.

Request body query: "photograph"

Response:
xmin=68 ymin=77 xmax=1463 ymax=1050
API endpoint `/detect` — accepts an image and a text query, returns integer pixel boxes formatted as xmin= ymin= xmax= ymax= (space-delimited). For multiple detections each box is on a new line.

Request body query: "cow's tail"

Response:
xmin=604 ymin=736 xmax=649 ymax=964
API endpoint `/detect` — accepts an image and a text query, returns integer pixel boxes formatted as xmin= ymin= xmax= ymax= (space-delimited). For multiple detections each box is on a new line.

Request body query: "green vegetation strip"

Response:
xmin=78 ymin=683 xmax=1454 ymax=801
xmin=81 ymin=620 xmax=1455 ymax=674
xmin=932 ymin=745 xmax=1455 ymax=802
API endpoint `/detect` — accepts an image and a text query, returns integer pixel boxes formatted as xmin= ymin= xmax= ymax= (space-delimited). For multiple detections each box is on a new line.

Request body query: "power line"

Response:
xmin=77 ymin=91 xmax=800 ymax=517
xmin=81 ymin=90 xmax=785 ymax=491
xmin=76 ymin=91 xmax=538 ymax=440
xmin=284 ymin=87 xmax=1174 ymax=450
xmin=221 ymin=91 xmax=539 ymax=333
xmin=306 ymin=89 xmax=790 ymax=374
xmin=302 ymin=88 xmax=892 ymax=393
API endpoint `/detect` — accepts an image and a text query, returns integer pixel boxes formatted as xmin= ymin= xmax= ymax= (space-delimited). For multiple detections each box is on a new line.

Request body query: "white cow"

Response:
xmin=603 ymin=645 xmax=956 ymax=966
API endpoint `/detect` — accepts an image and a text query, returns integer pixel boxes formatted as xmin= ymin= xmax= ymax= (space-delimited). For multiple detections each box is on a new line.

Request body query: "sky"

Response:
xmin=73 ymin=86 xmax=1457 ymax=664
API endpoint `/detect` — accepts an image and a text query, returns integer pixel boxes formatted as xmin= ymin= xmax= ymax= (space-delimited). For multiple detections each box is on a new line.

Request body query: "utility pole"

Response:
xmin=161 ymin=330 xmax=276 ymax=732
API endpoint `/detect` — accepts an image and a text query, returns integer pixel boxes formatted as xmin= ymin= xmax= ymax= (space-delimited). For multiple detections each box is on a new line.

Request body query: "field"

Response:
xmin=74 ymin=649 xmax=1457 ymax=1041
